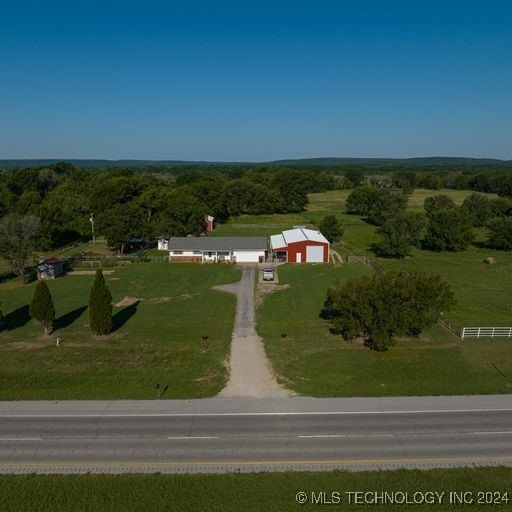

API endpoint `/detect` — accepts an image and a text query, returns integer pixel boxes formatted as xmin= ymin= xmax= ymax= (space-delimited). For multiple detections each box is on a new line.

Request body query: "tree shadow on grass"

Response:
xmin=55 ymin=306 xmax=88 ymax=330
xmin=2 ymin=305 xmax=31 ymax=331
xmin=112 ymin=301 xmax=139 ymax=333
xmin=0 ymin=271 xmax=15 ymax=284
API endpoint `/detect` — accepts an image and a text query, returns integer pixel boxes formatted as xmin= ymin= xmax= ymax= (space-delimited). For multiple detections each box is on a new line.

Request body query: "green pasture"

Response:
xmin=257 ymin=263 xmax=512 ymax=397
xmin=312 ymin=189 xmax=512 ymax=330
xmin=210 ymin=213 xmax=315 ymax=237
xmin=0 ymin=264 xmax=239 ymax=399
xmin=1 ymin=467 xmax=511 ymax=512
xmin=210 ymin=188 xmax=499 ymax=258
xmin=382 ymin=248 xmax=512 ymax=329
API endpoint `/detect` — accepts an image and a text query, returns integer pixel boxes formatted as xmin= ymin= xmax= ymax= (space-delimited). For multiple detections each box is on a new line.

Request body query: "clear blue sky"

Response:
xmin=1 ymin=0 xmax=511 ymax=161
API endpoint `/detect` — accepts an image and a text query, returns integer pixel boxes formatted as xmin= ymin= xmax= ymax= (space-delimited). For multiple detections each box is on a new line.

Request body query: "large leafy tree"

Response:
xmin=423 ymin=208 xmax=474 ymax=251
xmin=319 ymin=215 xmax=344 ymax=243
xmin=462 ymin=193 xmax=492 ymax=226
xmin=344 ymin=167 xmax=365 ymax=187
xmin=486 ymin=217 xmax=512 ymax=250
xmin=29 ymin=280 xmax=55 ymax=335
xmin=270 ymin=169 xmax=309 ymax=212
xmin=346 ymin=186 xmax=379 ymax=215
xmin=375 ymin=212 xmax=426 ymax=257
xmin=186 ymin=175 xmax=229 ymax=221
xmin=490 ymin=197 xmax=512 ymax=218
xmin=367 ymin=190 xmax=408 ymax=225
xmin=97 ymin=204 xmax=146 ymax=253
xmin=321 ymin=271 xmax=455 ymax=351
xmin=89 ymin=269 xmax=113 ymax=335
xmin=0 ymin=173 xmax=16 ymax=217
xmin=0 ymin=214 xmax=40 ymax=279
xmin=346 ymin=187 xmax=407 ymax=225
xmin=392 ymin=171 xmax=417 ymax=192
xmin=495 ymin=174 xmax=512 ymax=198
xmin=164 ymin=193 xmax=207 ymax=237
xmin=424 ymin=195 xmax=455 ymax=216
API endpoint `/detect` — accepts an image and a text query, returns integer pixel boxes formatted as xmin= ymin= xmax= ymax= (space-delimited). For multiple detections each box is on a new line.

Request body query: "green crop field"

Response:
xmin=1 ymin=467 xmax=511 ymax=512
xmin=0 ymin=264 xmax=239 ymax=399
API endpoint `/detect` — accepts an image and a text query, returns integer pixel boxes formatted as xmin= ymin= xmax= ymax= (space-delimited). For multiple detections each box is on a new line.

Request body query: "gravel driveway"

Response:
xmin=215 ymin=266 xmax=290 ymax=397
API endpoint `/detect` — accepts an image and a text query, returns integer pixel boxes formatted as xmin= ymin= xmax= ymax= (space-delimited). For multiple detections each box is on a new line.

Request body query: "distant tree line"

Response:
xmin=0 ymin=162 xmax=334 ymax=255
xmin=0 ymin=161 xmax=511 ymax=263
xmin=346 ymin=187 xmax=512 ymax=256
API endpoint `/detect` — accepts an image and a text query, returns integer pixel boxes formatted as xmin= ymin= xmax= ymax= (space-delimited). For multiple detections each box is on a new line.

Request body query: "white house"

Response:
xmin=158 ymin=236 xmax=267 ymax=263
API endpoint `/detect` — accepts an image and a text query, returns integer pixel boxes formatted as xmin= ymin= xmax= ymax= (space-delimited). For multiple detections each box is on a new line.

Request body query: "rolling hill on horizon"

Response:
xmin=1 ymin=156 xmax=511 ymax=170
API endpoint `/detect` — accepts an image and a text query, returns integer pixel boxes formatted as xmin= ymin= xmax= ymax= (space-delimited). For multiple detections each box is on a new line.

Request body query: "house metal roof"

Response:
xmin=165 ymin=236 xmax=267 ymax=251
xmin=270 ymin=228 xmax=329 ymax=250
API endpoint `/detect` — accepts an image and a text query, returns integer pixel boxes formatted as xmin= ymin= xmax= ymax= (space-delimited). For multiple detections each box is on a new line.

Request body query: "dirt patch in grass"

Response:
xmin=1 ymin=339 xmax=53 ymax=351
xmin=114 ymin=296 xmax=143 ymax=307
xmin=69 ymin=270 xmax=115 ymax=276
xmin=254 ymin=283 xmax=290 ymax=308
xmin=150 ymin=293 xmax=199 ymax=303
xmin=149 ymin=296 xmax=173 ymax=303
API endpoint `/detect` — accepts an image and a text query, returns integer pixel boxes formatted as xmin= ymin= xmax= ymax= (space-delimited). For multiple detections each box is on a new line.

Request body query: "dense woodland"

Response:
xmin=0 ymin=161 xmax=511 ymax=261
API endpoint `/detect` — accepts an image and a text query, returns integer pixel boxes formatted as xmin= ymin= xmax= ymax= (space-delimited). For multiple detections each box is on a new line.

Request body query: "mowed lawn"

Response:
xmin=257 ymin=264 xmax=512 ymax=397
xmin=0 ymin=264 xmax=239 ymax=399
xmin=1 ymin=467 xmax=512 ymax=512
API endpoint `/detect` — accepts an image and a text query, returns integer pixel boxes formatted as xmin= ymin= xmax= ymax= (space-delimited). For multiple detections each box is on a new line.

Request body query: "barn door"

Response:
xmin=306 ymin=246 xmax=324 ymax=263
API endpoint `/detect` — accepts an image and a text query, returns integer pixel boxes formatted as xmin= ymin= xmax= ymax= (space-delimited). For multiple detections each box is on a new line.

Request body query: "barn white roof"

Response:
xmin=270 ymin=228 xmax=329 ymax=250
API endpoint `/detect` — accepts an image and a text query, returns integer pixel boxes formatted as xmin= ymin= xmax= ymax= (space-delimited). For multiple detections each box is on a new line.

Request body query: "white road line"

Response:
xmin=298 ymin=434 xmax=394 ymax=439
xmin=474 ymin=431 xmax=512 ymax=435
xmin=1 ymin=408 xmax=512 ymax=418
xmin=167 ymin=436 xmax=219 ymax=440
xmin=0 ymin=437 xmax=42 ymax=441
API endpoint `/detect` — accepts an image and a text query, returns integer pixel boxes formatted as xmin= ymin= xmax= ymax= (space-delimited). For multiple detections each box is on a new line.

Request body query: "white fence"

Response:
xmin=347 ymin=255 xmax=374 ymax=269
xmin=461 ymin=327 xmax=512 ymax=339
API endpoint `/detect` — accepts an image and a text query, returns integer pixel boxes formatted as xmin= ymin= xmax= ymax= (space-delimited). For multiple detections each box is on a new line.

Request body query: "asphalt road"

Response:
xmin=1 ymin=396 xmax=512 ymax=473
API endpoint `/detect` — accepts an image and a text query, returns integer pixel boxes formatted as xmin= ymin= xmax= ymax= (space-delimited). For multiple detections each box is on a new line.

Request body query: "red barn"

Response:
xmin=270 ymin=228 xmax=330 ymax=263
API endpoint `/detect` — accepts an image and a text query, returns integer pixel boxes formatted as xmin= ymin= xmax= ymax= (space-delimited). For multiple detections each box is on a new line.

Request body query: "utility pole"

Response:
xmin=89 ymin=213 xmax=95 ymax=245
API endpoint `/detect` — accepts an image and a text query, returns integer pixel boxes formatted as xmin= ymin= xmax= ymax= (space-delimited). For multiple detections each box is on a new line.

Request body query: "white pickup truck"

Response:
xmin=262 ymin=268 xmax=275 ymax=281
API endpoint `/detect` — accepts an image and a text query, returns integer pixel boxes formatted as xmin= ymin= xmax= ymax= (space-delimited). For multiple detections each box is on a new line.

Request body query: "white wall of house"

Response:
xmin=233 ymin=250 xmax=265 ymax=263
xmin=158 ymin=239 xmax=169 ymax=251
xmin=169 ymin=250 xmax=201 ymax=257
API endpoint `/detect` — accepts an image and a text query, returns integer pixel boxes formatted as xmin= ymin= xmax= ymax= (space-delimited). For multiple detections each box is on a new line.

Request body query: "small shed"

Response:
xmin=37 ymin=258 xmax=64 ymax=280
xmin=270 ymin=228 xmax=330 ymax=263
xmin=126 ymin=237 xmax=148 ymax=253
